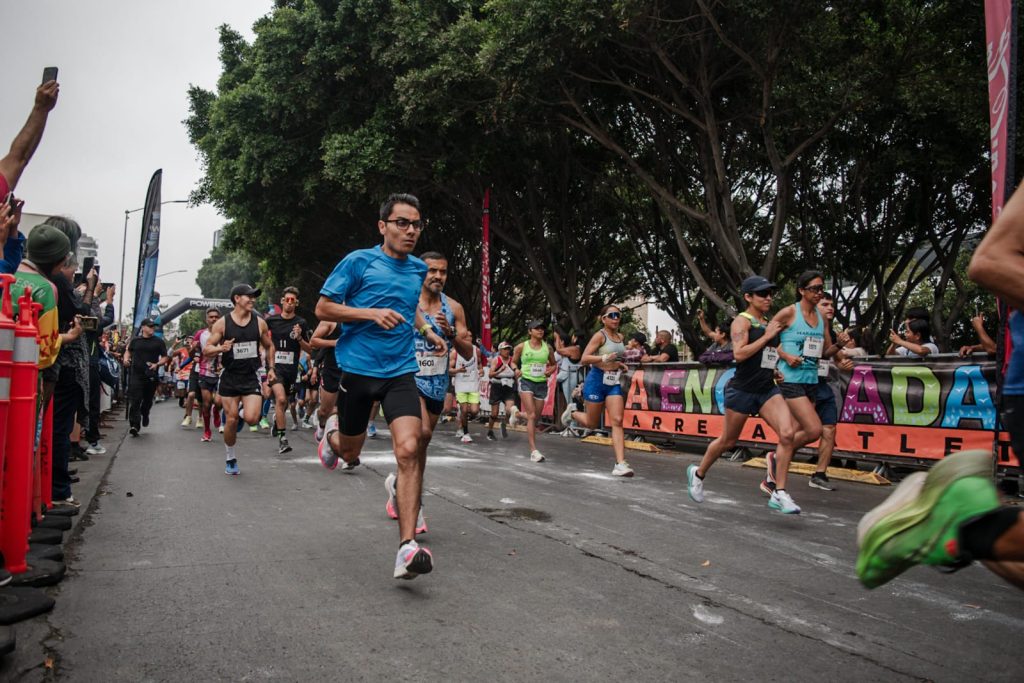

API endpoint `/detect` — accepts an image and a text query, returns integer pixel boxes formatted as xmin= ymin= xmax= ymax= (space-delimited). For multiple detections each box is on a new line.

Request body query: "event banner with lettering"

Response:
xmin=622 ymin=358 xmax=1018 ymax=469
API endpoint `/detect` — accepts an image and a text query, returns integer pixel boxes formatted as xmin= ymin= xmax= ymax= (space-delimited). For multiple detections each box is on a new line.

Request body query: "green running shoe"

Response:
xmin=856 ymin=450 xmax=999 ymax=589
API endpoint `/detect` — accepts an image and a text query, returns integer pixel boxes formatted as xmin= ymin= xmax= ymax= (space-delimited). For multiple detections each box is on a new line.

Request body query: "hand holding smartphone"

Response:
xmin=42 ymin=67 xmax=58 ymax=84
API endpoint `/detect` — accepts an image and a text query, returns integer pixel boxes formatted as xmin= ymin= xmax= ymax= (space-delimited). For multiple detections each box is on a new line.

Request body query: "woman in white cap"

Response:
xmin=486 ymin=341 xmax=517 ymax=440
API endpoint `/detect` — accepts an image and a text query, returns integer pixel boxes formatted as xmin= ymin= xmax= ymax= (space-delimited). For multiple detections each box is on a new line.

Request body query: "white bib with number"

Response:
xmin=818 ymin=360 xmax=830 ymax=378
xmin=233 ymin=341 xmax=257 ymax=360
xmin=176 ymin=381 xmax=186 ymax=390
xmin=760 ymin=346 xmax=779 ymax=370
xmin=603 ymin=370 xmax=622 ymax=386
xmin=803 ymin=336 xmax=824 ymax=359
xmin=417 ymin=353 xmax=446 ymax=377
xmin=274 ymin=351 xmax=295 ymax=365
xmin=500 ymin=378 xmax=514 ymax=387
xmin=528 ymin=363 xmax=545 ymax=378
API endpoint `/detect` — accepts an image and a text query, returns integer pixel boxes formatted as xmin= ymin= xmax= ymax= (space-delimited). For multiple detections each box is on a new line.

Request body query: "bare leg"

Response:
xmin=272 ymin=382 xmax=288 ymax=432
xmin=318 ymin=390 xmax=338 ymax=428
xmin=390 ymin=415 xmax=425 ymax=541
xmin=696 ymin=410 xmax=748 ymax=477
xmin=785 ymin=396 xmax=823 ymax=451
xmin=519 ymin=392 xmax=542 ymax=452
xmin=817 ymin=424 xmax=836 ymax=474
xmin=757 ymin=395 xmax=798 ymax=490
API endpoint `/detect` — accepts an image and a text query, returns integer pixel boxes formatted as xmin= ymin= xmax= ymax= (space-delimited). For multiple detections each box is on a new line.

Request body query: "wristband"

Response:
xmin=419 ymin=324 xmax=432 ymax=336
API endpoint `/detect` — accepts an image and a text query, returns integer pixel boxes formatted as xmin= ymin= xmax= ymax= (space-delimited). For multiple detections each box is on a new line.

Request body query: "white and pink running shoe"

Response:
xmin=394 ymin=540 xmax=433 ymax=580
xmin=318 ymin=414 xmax=339 ymax=470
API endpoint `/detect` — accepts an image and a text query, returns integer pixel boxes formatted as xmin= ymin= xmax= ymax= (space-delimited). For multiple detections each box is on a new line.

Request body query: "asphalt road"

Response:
xmin=3 ymin=400 xmax=1023 ymax=682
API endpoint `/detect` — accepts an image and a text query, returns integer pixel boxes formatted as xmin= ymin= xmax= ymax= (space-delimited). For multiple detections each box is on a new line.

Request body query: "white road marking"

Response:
xmin=692 ymin=604 xmax=725 ymax=625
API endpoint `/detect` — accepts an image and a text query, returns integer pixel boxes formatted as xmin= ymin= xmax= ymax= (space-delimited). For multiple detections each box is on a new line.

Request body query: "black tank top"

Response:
xmin=729 ymin=313 xmax=779 ymax=393
xmin=221 ymin=312 xmax=262 ymax=374
xmin=319 ymin=325 xmax=341 ymax=368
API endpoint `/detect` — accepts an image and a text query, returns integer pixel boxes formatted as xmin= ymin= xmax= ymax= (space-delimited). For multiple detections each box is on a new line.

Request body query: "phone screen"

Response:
xmin=42 ymin=67 xmax=58 ymax=84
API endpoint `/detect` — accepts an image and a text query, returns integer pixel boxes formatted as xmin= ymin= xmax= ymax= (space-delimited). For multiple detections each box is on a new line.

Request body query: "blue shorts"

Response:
xmin=724 ymin=384 xmax=781 ymax=416
xmin=815 ymin=381 xmax=838 ymax=426
xmin=582 ymin=368 xmax=624 ymax=403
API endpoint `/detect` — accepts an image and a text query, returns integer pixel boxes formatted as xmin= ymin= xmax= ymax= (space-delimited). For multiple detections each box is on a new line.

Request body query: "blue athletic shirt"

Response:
xmin=414 ymin=294 xmax=455 ymax=401
xmin=1005 ymin=310 xmax=1024 ymax=396
xmin=320 ymin=245 xmax=427 ymax=378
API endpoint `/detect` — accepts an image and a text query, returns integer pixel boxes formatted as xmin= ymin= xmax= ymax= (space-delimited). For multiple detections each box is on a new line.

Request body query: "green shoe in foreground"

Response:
xmin=856 ymin=450 xmax=1000 ymax=589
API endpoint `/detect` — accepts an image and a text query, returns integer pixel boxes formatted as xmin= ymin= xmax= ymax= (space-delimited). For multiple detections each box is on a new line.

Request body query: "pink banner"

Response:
xmin=480 ymin=188 xmax=492 ymax=350
xmin=985 ymin=0 xmax=1014 ymax=219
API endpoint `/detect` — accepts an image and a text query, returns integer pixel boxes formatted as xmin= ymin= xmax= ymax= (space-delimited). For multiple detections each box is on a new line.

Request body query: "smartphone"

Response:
xmin=42 ymin=67 xmax=58 ymax=84
xmin=81 ymin=256 xmax=95 ymax=276
xmin=101 ymin=282 xmax=114 ymax=290
xmin=73 ymin=272 xmax=84 ymax=286
xmin=80 ymin=316 xmax=99 ymax=332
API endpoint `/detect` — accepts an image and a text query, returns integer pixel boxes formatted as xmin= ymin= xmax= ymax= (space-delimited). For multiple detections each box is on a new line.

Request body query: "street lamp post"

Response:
xmin=119 ymin=200 xmax=188 ymax=334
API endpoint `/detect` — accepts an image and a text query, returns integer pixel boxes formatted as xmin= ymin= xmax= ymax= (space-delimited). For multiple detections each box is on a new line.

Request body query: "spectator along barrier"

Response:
xmin=622 ymin=356 xmax=1018 ymax=471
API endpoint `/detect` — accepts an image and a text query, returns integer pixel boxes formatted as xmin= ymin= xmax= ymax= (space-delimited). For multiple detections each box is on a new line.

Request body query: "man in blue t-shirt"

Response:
xmin=857 ymin=184 xmax=1024 ymax=591
xmin=314 ymin=193 xmax=448 ymax=580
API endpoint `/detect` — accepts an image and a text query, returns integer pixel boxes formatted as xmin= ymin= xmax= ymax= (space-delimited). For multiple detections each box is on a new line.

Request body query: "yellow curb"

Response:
xmin=581 ymin=435 xmax=661 ymax=453
xmin=742 ymin=457 xmax=890 ymax=485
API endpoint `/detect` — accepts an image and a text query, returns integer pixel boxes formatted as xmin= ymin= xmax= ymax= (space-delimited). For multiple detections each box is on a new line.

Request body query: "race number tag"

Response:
xmin=274 ymin=351 xmax=295 ymax=365
xmin=528 ymin=363 xmax=545 ymax=377
xmin=233 ymin=341 xmax=257 ymax=360
xmin=500 ymin=378 xmax=514 ymax=387
xmin=761 ymin=346 xmax=779 ymax=370
xmin=818 ymin=360 xmax=830 ymax=378
xmin=176 ymin=381 xmax=186 ymax=390
xmin=417 ymin=353 xmax=446 ymax=377
xmin=803 ymin=336 xmax=824 ymax=359
xmin=603 ymin=370 xmax=622 ymax=386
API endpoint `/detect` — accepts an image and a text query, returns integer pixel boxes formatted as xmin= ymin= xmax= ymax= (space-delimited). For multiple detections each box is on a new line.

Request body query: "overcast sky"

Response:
xmin=1 ymin=0 xmax=271 ymax=313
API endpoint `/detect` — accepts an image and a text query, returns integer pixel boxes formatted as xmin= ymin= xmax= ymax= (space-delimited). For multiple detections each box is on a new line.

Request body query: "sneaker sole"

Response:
xmin=686 ymin=465 xmax=704 ymax=503
xmin=394 ymin=549 xmax=433 ymax=579
xmin=809 ymin=478 xmax=836 ymax=491
xmin=768 ymin=500 xmax=801 ymax=514
xmin=613 ymin=470 xmax=635 ymax=477
xmin=279 ymin=445 xmax=293 ymax=454
xmin=855 ymin=450 xmax=995 ymax=587
xmin=759 ymin=479 xmax=776 ymax=496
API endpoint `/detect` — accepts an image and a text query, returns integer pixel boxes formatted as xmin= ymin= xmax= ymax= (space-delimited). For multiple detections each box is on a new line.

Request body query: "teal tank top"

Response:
xmin=778 ymin=304 xmax=824 ymax=385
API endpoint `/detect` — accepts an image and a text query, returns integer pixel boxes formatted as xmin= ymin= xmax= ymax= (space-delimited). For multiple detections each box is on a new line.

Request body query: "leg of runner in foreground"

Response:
xmin=314 ymin=194 xmax=449 ymax=579
xmin=513 ymin=320 xmax=557 ymax=462
xmin=856 ymin=182 xmax=1024 ymax=590
xmin=686 ymin=277 xmax=799 ymax=513
xmin=385 ymin=252 xmax=474 ymax=535
xmin=203 ymin=284 xmax=274 ymax=474
xmin=562 ymin=304 xmax=633 ymax=476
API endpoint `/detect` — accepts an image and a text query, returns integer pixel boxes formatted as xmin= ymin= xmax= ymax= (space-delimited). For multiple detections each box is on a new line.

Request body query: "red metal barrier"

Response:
xmin=1 ymin=289 xmax=41 ymax=574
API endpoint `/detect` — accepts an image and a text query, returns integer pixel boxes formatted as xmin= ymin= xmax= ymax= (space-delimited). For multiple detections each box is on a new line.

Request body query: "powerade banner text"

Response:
xmin=622 ymin=358 xmax=1018 ymax=468
xmin=132 ymin=169 xmax=162 ymax=332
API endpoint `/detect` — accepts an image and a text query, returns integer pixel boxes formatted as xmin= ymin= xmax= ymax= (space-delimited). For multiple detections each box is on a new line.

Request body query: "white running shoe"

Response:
xmin=415 ymin=507 xmax=428 ymax=535
xmin=530 ymin=449 xmax=545 ymax=463
xmin=86 ymin=443 xmax=107 ymax=455
xmin=318 ymin=415 xmax=339 ymax=470
xmin=394 ymin=540 xmax=433 ymax=580
xmin=686 ymin=464 xmax=705 ymax=503
xmin=218 ymin=425 xmax=225 ymax=434
xmin=508 ymin=406 xmax=520 ymax=427
xmin=612 ymin=462 xmax=634 ymax=477
xmin=560 ymin=404 xmax=574 ymax=427
xmin=385 ymin=472 xmax=399 ymax=520
xmin=454 ymin=429 xmax=465 ymax=439
xmin=460 ymin=433 xmax=473 ymax=444
xmin=769 ymin=489 xmax=802 ymax=514
xmin=180 ymin=416 xmax=192 ymax=427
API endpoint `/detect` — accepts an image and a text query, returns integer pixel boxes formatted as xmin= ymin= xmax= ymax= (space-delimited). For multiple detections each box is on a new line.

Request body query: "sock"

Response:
xmin=225 ymin=445 xmax=236 ymax=462
xmin=696 ymin=472 xmax=704 ymax=480
xmin=960 ymin=507 xmax=1021 ymax=560
xmin=214 ymin=410 xmax=222 ymax=428
xmin=400 ymin=539 xmax=414 ymax=548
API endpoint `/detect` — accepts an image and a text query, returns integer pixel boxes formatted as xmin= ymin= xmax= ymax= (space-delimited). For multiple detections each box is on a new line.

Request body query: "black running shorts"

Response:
xmin=269 ymin=367 xmax=298 ymax=394
xmin=320 ymin=364 xmax=342 ymax=394
xmin=338 ymin=371 xmax=421 ymax=436
xmin=218 ymin=370 xmax=261 ymax=398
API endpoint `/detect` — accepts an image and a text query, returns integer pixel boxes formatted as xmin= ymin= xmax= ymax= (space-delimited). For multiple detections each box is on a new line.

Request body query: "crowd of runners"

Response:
xmin=117 ymin=190 xmax=1024 ymax=589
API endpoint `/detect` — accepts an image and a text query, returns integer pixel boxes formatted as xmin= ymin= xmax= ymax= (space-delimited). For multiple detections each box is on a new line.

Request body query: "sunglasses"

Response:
xmin=604 ymin=312 xmax=622 ymax=320
xmin=802 ymin=284 xmax=825 ymax=294
xmin=751 ymin=290 xmax=775 ymax=298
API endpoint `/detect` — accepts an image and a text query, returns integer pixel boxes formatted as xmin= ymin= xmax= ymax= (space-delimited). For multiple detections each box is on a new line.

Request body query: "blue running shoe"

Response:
xmin=225 ymin=459 xmax=240 ymax=476
xmin=367 ymin=423 xmax=377 ymax=438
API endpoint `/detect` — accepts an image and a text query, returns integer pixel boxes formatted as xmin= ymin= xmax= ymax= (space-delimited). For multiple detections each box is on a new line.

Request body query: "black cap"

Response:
xmin=230 ymin=283 xmax=262 ymax=299
xmin=141 ymin=318 xmax=156 ymax=327
xmin=527 ymin=319 xmax=546 ymax=330
xmin=741 ymin=275 xmax=776 ymax=294
xmin=630 ymin=332 xmax=648 ymax=345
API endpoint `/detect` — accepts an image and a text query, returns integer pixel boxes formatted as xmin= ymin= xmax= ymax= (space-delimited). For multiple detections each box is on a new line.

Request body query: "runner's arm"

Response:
xmin=449 ymin=299 xmax=474 ymax=360
xmin=203 ymin=319 xmax=226 ymax=356
xmin=969 ymin=184 xmax=1024 ymax=310
xmin=309 ymin=321 xmax=338 ymax=349
xmin=580 ymin=332 xmax=610 ymax=366
xmin=260 ymin=319 xmax=276 ymax=375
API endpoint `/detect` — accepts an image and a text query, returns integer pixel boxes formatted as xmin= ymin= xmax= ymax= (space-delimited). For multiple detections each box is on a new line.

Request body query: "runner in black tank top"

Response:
xmin=202 ymin=284 xmax=274 ymax=476
xmin=686 ymin=276 xmax=804 ymax=515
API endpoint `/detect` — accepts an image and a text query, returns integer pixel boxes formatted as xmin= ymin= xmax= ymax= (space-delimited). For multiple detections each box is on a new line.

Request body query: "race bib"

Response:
xmin=176 ymin=381 xmax=186 ymax=390
xmin=233 ymin=341 xmax=257 ymax=360
xmin=274 ymin=351 xmax=295 ymax=365
xmin=761 ymin=346 xmax=779 ymax=370
xmin=499 ymin=378 xmax=514 ymax=387
xmin=528 ymin=363 xmax=545 ymax=377
xmin=417 ymin=353 xmax=447 ymax=377
xmin=603 ymin=370 xmax=622 ymax=386
xmin=803 ymin=336 xmax=824 ymax=359
xmin=818 ymin=360 xmax=830 ymax=378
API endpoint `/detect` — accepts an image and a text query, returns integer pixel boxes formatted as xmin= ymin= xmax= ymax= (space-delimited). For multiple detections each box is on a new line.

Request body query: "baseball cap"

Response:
xmin=141 ymin=318 xmax=156 ymax=328
xmin=630 ymin=332 xmax=648 ymax=345
xmin=498 ymin=341 xmax=512 ymax=350
xmin=527 ymin=319 xmax=546 ymax=330
xmin=230 ymin=283 xmax=262 ymax=299
xmin=740 ymin=275 xmax=776 ymax=294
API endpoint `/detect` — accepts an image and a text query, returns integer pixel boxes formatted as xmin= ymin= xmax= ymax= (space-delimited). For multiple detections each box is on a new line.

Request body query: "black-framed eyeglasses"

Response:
xmin=383 ymin=217 xmax=426 ymax=231
xmin=604 ymin=312 xmax=622 ymax=320
xmin=802 ymin=284 xmax=825 ymax=294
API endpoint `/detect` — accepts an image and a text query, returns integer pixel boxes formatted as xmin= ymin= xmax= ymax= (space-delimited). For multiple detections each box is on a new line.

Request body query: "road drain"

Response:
xmin=474 ymin=507 xmax=552 ymax=522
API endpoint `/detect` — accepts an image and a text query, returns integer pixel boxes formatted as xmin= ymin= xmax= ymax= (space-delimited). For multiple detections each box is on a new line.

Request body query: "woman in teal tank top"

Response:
xmin=561 ymin=304 xmax=634 ymax=477
xmin=513 ymin=319 xmax=556 ymax=462
xmin=773 ymin=271 xmax=841 ymax=490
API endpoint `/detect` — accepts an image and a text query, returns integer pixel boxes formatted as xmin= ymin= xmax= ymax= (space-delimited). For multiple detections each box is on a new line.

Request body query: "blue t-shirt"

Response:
xmin=1005 ymin=310 xmax=1024 ymax=396
xmin=320 ymin=245 xmax=427 ymax=378
xmin=414 ymin=294 xmax=454 ymax=401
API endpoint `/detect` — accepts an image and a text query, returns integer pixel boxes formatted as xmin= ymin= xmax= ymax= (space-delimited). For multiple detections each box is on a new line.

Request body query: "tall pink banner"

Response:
xmin=985 ymin=0 xmax=1016 ymax=218
xmin=480 ymin=188 xmax=492 ymax=350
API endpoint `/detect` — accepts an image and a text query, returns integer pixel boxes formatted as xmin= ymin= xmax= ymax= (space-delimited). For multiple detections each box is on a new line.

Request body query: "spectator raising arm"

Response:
xmin=0 ymin=80 xmax=60 ymax=193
